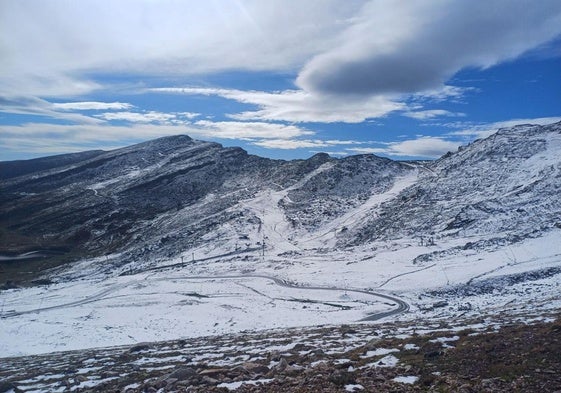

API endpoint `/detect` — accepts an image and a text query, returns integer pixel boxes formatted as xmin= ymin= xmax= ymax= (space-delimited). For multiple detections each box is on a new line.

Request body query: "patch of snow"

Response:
xmin=393 ymin=375 xmax=419 ymax=384
xmin=69 ymin=376 xmax=119 ymax=391
xmin=360 ymin=348 xmax=399 ymax=358
xmin=217 ymin=378 xmax=274 ymax=391
xmin=345 ymin=384 xmax=364 ymax=392
xmin=361 ymin=354 xmax=399 ymax=368
xmin=429 ymin=336 xmax=460 ymax=343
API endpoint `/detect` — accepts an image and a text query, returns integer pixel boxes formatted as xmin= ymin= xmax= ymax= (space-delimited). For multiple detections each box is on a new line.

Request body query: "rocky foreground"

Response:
xmin=1 ymin=311 xmax=560 ymax=393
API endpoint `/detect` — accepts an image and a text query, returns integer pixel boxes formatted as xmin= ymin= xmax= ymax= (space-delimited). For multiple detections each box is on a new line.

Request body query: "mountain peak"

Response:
xmin=131 ymin=134 xmax=194 ymax=149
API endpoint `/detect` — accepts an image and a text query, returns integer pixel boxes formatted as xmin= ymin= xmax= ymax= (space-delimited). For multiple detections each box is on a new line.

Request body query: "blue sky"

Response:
xmin=1 ymin=1 xmax=560 ymax=162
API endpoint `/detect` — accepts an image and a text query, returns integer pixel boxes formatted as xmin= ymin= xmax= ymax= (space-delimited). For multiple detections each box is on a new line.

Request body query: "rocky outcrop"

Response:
xmin=1 ymin=312 xmax=559 ymax=392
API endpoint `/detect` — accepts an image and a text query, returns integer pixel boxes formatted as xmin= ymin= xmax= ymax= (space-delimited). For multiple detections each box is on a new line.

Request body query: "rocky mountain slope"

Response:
xmin=347 ymin=122 xmax=561 ymax=246
xmin=0 ymin=150 xmax=105 ymax=181
xmin=3 ymin=122 xmax=561 ymax=280
xmin=0 ymin=135 xmax=411 ymax=281
xmin=1 ymin=310 xmax=559 ymax=392
xmin=1 ymin=121 xmax=561 ymax=392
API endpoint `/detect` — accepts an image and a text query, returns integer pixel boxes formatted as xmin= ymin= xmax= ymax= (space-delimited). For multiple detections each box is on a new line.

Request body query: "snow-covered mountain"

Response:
xmin=349 ymin=122 xmax=561 ymax=247
xmin=0 ymin=134 xmax=412 ymax=275
xmin=3 ymin=122 xmax=561 ymax=276
xmin=2 ymin=121 xmax=561 ymax=281
xmin=1 ymin=121 xmax=561 ymax=360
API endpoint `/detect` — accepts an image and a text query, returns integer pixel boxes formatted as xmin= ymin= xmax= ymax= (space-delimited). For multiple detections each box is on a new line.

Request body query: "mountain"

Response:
xmin=0 ymin=135 xmax=411 ymax=281
xmin=0 ymin=150 xmax=105 ymax=181
xmin=1 ymin=121 xmax=561 ymax=364
xmin=347 ymin=122 xmax=561 ymax=248
xmin=1 ymin=121 xmax=560 ymax=285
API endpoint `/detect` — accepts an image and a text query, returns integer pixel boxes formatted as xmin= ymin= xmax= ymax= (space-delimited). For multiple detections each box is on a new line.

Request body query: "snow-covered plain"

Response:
xmin=1 ymin=228 xmax=560 ymax=357
xmin=0 ymin=272 xmax=389 ymax=357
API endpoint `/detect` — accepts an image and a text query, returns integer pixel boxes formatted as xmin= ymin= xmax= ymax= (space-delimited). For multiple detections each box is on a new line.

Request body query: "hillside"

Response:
xmin=0 ymin=136 xmax=411 ymax=282
xmin=348 ymin=122 xmax=561 ymax=245
xmin=0 ymin=122 xmax=560 ymax=391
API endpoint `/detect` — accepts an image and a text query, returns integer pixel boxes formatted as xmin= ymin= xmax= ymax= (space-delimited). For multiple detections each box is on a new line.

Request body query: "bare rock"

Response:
xmin=328 ymin=370 xmax=355 ymax=386
xmin=242 ymin=362 xmax=270 ymax=376
xmin=0 ymin=381 xmax=23 ymax=393
xmin=167 ymin=366 xmax=197 ymax=381
xmin=128 ymin=342 xmax=152 ymax=353
xmin=199 ymin=368 xmax=227 ymax=378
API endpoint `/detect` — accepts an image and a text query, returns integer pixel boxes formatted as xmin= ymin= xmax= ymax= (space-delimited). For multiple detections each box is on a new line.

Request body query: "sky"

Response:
xmin=1 ymin=0 xmax=561 ymax=162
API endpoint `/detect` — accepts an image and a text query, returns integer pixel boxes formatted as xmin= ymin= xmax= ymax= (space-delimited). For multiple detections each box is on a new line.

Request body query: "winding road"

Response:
xmin=1 ymin=273 xmax=409 ymax=322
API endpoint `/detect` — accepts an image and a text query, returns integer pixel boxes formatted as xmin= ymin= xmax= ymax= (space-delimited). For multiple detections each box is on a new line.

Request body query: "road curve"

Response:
xmin=1 ymin=274 xmax=408 ymax=322
xmin=170 ymin=274 xmax=409 ymax=321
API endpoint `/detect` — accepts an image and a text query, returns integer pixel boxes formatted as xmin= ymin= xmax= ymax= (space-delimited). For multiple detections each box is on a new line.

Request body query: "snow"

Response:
xmin=1 ymin=229 xmax=560 ymax=357
xmin=361 ymin=354 xmax=399 ymax=368
xmin=429 ymin=336 xmax=459 ymax=343
xmin=217 ymin=378 xmax=274 ymax=391
xmin=393 ymin=375 xmax=419 ymax=384
xmin=1 ymin=122 xmax=561 ymax=358
xmin=0 ymin=273 xmax=388 ymax=357
xmin=345 ymin=384 xmax=364 ymax=391
xmin=360 ymin=348 xmax=399 ymax=358
xmin=68 ymin=377 xmax=120 ymax=391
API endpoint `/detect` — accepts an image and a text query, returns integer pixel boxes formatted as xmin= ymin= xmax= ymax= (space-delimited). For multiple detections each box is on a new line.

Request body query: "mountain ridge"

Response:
xmin=1 ymin=121 xmax=560 ymax=284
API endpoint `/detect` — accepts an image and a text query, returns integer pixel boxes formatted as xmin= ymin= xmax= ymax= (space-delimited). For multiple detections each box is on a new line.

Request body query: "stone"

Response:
xmin=274 ymin=358 xmax=289 ymax=372
xmin=168 ymin=366 xmax=197 ymax=381
xmin=0 ymin=382 xmax=23 ymax=393
xmin=201 ymin=375 xmax=219 ymax=385
xmin=199 ymin=368 xmax=227 ymax=377
xmin=242 ymin=362 xmax=270 ymax=376
xmin=328 ymin=370 xmax=354 ymax=386
xmin=128 ymin=343 xmax=151 ymax=353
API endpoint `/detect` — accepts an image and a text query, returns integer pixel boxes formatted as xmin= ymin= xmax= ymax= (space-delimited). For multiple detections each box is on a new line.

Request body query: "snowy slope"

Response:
xmin=348 ymin=122 xmax=561 ymax=246
xmin=1 ymin=121 xmax=561 ymax=358
xmin=0 ymin=138 xmax=412 ymax=274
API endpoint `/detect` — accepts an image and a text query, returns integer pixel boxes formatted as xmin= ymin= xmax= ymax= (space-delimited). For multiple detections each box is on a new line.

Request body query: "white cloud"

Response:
xmin=178 ymin=112 xmax=201 ymax=119
xmin=0 ymin=1 xmax=360 ymax=97
xmin=403 ymin=109 xmax=465 ymax=120
xmin=0 ymin=74 xmax=102 ymax=98
xmin=0 ymin=96 xmax=103 ymax=124
xmin=348 ymin=137 xmax=461 ymax=158
xmin=345 ymin=147 xmax=387 ymax=155
xmin=2 ymin=1 xmax=560 ymax=160
xmin=193 ymin=120 xmax=314 ymax=139
xmin=6 ymin=1 xmax=555 ymax=101
xmin=448 ymin=116 xmax=561 ymax=139
xmin=95 ymin=111 xmax=179 ymax=124
xmin=53 ymin=102 xmax=134 ymax=111
xmin=0 ymin=120 xmax=317 ymax=159
xmin=150 ymin=87 xmax=404 ymax=123
xmin=253 ymin=138 xmax=361 ymax=150
xmin=253 ymin=139 xmax=333 ymax=149
xmin=297 ymin=1 xmax=561 ymax=96
xmin=389 ymin=137 xmax=461 ymax=158
xmin=412 ymin=85 xmax=477 ymax=103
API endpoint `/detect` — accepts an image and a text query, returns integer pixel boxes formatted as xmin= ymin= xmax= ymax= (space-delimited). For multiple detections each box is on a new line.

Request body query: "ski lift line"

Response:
xmin=378 ymin=263 xmax=437 ymax=288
